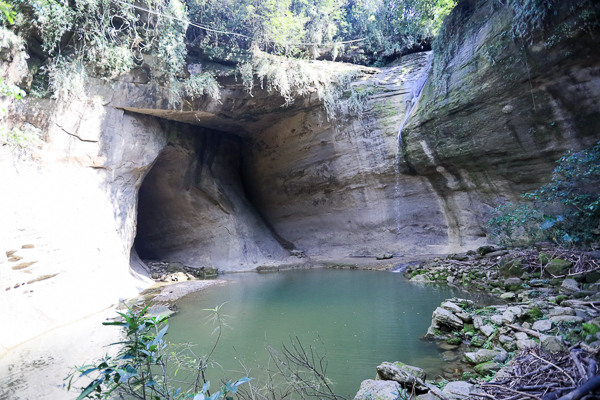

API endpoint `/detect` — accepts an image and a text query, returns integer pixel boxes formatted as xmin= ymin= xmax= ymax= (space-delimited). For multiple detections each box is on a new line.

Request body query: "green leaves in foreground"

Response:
xmin=67 ymin=302 xmax=250 ymax=399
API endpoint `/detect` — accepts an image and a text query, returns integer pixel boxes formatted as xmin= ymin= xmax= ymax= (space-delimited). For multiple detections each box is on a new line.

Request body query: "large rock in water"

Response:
xmin=354 ymin=380 xmax=402 ymax=400
xmin=464 ymin=349 xmax=500 ymax=365
xmin=432 ymin=307 xmax=464 ymax=329
xmin=376 ymin=361 xmax=427 ymax=390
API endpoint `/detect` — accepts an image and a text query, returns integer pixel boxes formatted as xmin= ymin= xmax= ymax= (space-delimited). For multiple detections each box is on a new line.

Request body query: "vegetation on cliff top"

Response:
xmin=0 ymin=0 xmax=454 ymax=106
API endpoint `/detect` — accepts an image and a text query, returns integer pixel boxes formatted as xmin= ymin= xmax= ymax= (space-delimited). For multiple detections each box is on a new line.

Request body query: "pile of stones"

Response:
xmin=144 ymin=260 xmax=218 ymax=282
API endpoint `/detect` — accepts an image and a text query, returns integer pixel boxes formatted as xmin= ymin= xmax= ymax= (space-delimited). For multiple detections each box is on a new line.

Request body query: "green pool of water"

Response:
xmin=166 ymin=269 xmax=479 ymax=398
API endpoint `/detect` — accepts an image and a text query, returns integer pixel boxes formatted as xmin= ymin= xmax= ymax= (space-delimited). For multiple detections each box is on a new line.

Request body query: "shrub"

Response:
xmin=66 ymin=303 xmax=250 ymax=400
xmin=583 ymin=323 xmax=600 ymax=336
xmin=488 ymin=142 xmax=600 ymax=247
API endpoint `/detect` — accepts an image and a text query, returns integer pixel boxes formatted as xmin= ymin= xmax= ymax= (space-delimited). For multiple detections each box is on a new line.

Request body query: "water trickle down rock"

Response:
xmin=394 ymin=53 xmax=433 ymax=235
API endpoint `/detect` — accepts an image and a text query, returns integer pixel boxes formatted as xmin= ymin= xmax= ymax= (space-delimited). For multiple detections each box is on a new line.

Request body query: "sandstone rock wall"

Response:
xmin=0 ymin=100 xmax=163 ymax=356
xmin=134 ymin=122 xmax=293 ymax=271
xmin=400 ymin=0 xmax=600 ymax=248
xmin=241 ymin=52 xmax=457 ymax=258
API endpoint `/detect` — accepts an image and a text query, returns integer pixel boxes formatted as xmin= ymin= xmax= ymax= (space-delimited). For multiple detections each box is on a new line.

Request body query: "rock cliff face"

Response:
xmin=241 ymin=52 xmax=455 ymax=258
xmin=400 ymin=0 xmax=600 ymax=248
xmin=134 ymin=123 xmax=293 ymax=271
xmin=2 ymin=0 xmax=600 ymax=354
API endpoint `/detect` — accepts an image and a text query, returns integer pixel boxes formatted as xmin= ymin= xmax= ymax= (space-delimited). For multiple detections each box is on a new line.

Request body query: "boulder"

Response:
xmin=499 ymin=257 xmax=524 ymax=277
xmin=439 ymin=342 xmax=459 ymax=350
xmin=499 ymin=335 xmax=514 ymax=344
xmin=480 ymin=325 xmax=495 ymax=337
xmin=532 ymin=319 xmax=553 ymax=332
xmin=515 ymin=332 xmax=529 ymax=340
xmin=448 ymin=253 xmax=469 ymax=261
xmin=441 ymin=351 xmax=460 ymax=362
xmin=486 ymin=250 xmax=510 ymax=259
xmin=424 ymin=325 xmax=448 ymax=340
xmin=432 ymin=307 xmax=464 ymax=329
xmin=494 ymin=350 xmax=509 ymax=363
xmin=464 ymin=349 xmax=500 ymax=364
xmin=561 ymin=279 xmax=580 ymax=293
xmin=581 ymin=341 xmax=600 ymax=355
xmin=474 ymin=361 xmax=502 ymax=376
xmin=586 ymin=272 xmax=600 ymax=284
xmin=507 ymin=307 xmax=523 ymax=317
xmin=501 ymin=311 xmax=515 ymax=324
xmin=504 ymin=277 xmax=522 ymax=292
xmin=442 ymin=381 xmax=484 ymax=400
xmin=503 ymin=341 xmax=518 ymax=352
xmin=441 ymin=302 xmax=463 ymax=313
xmin=501 ymin=292 xmax=516 ymax=300
xmin=166 ymin=262 xmax=186 ymax=273
xmin=491 ymin=315 xmax=504 ymax=326
xmin=471 ymin=335 xmax=486 ymax=347
xmin=376 ymin=253 xmax=394 ymax=260
xmin=376 ymin=362 xmax=427 ymax=389
xmin=550 ymin=315 xmax=584 ymax=324
xmin=538 ymin=252 xmax=550 ymax=265
xmin=456 ymin=312 xmax=472 ymax=323
xmin=416 ymin=393 xmax=437 ymax=400
xmin=477 ymin=246 xmax=496 ymax=256
xmin=517 ymin=339 xmax=537 ymax=349
xmin=576 ymin=309 xmax=591 ymax=319
xmin=411 ymin=274 xmax=431 ymax=282
xmin=548 ymin=307 xmax=575 ymax=317
xmin=197 ymin=267 xmax=218 ymax=279
xmin=171 ymin=272 xmax=189 ymax=281
xmin=541 ymin=335 xmax=567 ymax=353
xmin=354 ymin=380 xmax=401 ymax=400
xmin=546 ymin=259 xmax=572 ymax=276
xmin=473 ymin=316 xmax=483 ymax=329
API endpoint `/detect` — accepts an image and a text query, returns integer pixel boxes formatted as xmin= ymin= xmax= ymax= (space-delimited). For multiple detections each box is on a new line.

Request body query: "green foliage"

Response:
xmin=6 ymin=0 xmax=219 ymax=104
xmin=510 ymin=0 xmax=559 ymax=42
xmin=31 ymin=0 xmax=74 ymax=53
xmin=170 ymin=71 xmax=222 ymax=106
xmin=446 ymin=336 xmax=462 ymax=345
xmin=554 ymin=295 xmax=567 ymax=304
xmin=432 ymin=0 xmax=599 ymax=89
xmin=526 ymin=308 xmax=543 ymax=321
xmin=4 ymin=0 xmax=458 ymax=111
xmin=489 ymin=142 xmax=600 ymax=247
xmin=0 ymin=122 xmax=42 ymax=149
xmin=583 ymin=323 xmax=600 ymax=336
xmin=0 ymin=0 xmax=15 ymax=23
xmin=523 ymin=142 xmax=600 ymax=244
xmin=488 ymin=203 xmax=543 ymax=246
xmin=430 ymin=379 xmax=448 ymax=390
xmin=191 ymin=0 xmax=455 ymax=62
xmin=67 ymin=302 xmax=250 ymax=400
xmin=235 ymin=49 xmax=367 ymax=119
xmin=45 ymin=57 xmax=88 ymax=101
xmin=0 ymin=76 xmax=24 ymax=100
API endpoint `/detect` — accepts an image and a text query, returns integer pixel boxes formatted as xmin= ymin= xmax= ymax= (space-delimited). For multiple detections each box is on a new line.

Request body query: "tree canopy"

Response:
xmin=0 ymin=0 xmax=455 ymax=104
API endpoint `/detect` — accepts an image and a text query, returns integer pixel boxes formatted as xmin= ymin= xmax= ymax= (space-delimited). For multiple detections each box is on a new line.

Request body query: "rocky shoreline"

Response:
xmin=354 ymin=244 xmax=600 ymax=400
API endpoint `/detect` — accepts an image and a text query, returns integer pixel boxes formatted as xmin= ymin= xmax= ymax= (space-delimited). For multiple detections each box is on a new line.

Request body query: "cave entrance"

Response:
xmin=133 ymin=121 xmax=292 ymax=272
